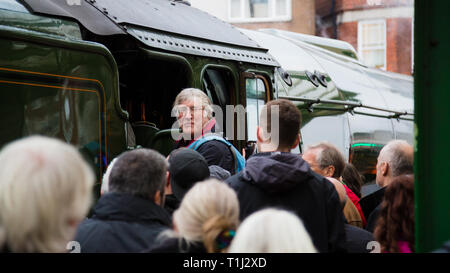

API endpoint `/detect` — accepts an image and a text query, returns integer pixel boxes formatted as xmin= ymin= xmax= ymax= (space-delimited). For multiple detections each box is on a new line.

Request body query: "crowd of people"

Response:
xmin=0 ymin=88 xmax=416 ymax=253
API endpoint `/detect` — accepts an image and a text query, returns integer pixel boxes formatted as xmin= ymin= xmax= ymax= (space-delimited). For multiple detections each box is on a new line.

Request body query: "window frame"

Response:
xmin=228 ymin=0 xmax=292 ymax=23
xmin=358 ymin=19 xmax=387 ymax=70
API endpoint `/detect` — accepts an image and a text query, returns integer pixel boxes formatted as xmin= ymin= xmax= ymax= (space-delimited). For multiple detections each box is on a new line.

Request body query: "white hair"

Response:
xmin=171 ymin=179 xmax=239 ymax=253
xmin=0 ymin=136 xmax=94 ymax=252
xmin=173 ymin=88 xmax=213 ymax=119
xmin=379 ymin=140 xmax=413 ymax=177
xmin=228 ymin=208 xmax=318 ymax=253
xmin=100 ymin=157 xmax=117 ymax=195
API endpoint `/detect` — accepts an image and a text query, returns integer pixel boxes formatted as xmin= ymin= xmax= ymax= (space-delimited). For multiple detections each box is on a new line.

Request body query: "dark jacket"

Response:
xmin=365 ymin=204 xmax=381 ymax=233
xmin=343 ymin=224 xmax=374 ymax=253
xmin=197 ymin=140 xmax=235 ymax=175
xmin=359 ymin=187 xmax=386 ymax=220
xmin=147 ymin=236 xmax=207 ymax=253
xmin=175 ymin=119 xmax=235 ymax=175
xmin=226 ymin=152 xmax=346 ymax=253
xmin=163 ymin=194 xmax=180 ymax=216
xmin=75 ymin=192 xmax=171 ymax=253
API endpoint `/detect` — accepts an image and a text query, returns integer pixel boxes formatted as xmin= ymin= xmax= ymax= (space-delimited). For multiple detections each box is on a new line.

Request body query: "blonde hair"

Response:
xmin=228 ymin=208 xmax=318 ymax=253
xmin=0 ymin=136 xmax=94 ymax=252
xmin=172 ymin=179 xmax=239 ymax=253
xmin=173 ymin=88 xmax=213 ymax=120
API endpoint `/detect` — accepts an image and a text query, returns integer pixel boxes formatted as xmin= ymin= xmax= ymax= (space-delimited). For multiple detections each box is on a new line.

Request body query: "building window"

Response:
xmin=229 ymin=0 xmax=291 ymax=23
xmin=358 ymin=20 xmax=386 ymax=69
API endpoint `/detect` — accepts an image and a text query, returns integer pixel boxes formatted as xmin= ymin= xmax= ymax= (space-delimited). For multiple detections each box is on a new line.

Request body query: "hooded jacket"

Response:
xmin=226 ymin=152 xmax=346 ymax=253
xmin=75 ymin=192 xmax=171 ymax=253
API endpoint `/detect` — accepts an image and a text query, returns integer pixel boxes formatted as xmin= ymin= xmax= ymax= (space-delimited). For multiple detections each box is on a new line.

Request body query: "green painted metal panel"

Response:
xmin=415 ymin=0 xmax=450 ymax=252
xmin=0 ymin=24 xmax=126 ymax=185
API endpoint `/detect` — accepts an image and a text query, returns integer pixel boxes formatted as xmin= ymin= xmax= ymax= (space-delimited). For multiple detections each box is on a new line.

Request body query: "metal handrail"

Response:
xmin=278 ymin=95 xmax=414 ymax=119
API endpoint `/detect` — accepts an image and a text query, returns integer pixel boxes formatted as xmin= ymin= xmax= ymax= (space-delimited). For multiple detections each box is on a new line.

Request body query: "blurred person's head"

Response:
xmin=257 ymin=99 xmax=301 ymax=152
xmin=173 ymin=88 xmax=213 ymax=140
xmin=100 ymin=157 xmax=117 ymax=196
xmin=302 ymin=142 xmax=345 ymax=179
xmin=0 ymin=136 xmax=94 ymax=253
xmin=326 ymin=177 xmax=348 ymax=210
xmin=109 ymin=149 xmax=168 ymax=205
xmin=374 ymin=175 xmax=415 ymax=253
xmin=228 ymin=208 xmax=317 ymax=253
xmin=342 ymin=163 xmax=363 ymax=198
xmin=168 ymin=148 xmax=210 ymax=201
xmin=376 ymin=140 xmax=413 ymax=187
xmin=172 ymin=179 xmax=239 ymax=253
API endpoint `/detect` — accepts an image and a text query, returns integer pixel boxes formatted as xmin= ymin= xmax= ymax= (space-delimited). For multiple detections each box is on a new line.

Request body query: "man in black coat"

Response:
xmin=75 ymin=149 xmax=171 ymax=253
xmin=360 ymin=140 xmax=413 ymax=232
xmin=226 ymin=99 xmax=346 ymax=253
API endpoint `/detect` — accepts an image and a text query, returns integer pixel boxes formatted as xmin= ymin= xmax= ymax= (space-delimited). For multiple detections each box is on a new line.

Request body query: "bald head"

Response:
xmin=326 ymin=177 xmax=347 ymax=209
xmin=376 ymin=140 xmax=413 ymax=187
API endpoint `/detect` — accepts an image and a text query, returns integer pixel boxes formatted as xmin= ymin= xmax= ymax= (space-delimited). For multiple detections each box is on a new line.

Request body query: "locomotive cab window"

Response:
xmin=246 ymin=77 xmax=268 ymax=142
xmin=202 ymin=67 xmax=235 ymax=138
xmin=117 ymin=48 xmax=192 ymax=154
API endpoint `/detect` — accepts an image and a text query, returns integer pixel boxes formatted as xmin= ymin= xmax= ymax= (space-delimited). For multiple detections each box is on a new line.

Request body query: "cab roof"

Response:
xmin=20 ymin=0 xmax=278 ymax=66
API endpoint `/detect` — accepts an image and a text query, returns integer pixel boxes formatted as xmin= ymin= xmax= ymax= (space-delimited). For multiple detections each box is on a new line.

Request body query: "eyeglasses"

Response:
xmin=174 ymin=105 xmax=204 ymax=116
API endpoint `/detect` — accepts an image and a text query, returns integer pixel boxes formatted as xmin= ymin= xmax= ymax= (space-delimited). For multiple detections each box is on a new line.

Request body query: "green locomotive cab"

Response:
xmin=0 ymin=0 xmax=279 ymax=188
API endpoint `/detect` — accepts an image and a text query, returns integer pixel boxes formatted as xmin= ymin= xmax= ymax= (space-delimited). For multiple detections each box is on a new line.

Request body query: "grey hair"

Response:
xmin=379 ymin=140 xmax=413 ymax=177
xmin=307 ymin=142 xmax=345 ymax=178
xmin=109 ymin=149 xmax=168 ymax=201
xmin=173 ymin=88 xmax=213 ymax=120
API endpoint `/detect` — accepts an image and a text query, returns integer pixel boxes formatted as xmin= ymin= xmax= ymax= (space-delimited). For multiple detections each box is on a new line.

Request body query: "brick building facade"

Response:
xmin=316 ymin=0 xmax=414 ymax=75
xmin=190 ymin=0 xmax=316 ymax=35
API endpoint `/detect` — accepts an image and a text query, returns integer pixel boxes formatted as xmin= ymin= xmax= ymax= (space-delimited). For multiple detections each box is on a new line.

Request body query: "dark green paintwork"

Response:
xmin=0 ymin=18 xmax=127 ymax=186
xmin=414 ymin=1 xmax=450 ymax=252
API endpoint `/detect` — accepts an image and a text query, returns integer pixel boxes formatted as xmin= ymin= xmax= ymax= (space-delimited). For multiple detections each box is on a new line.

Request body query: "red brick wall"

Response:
xmin=337 ymin=21 xmax=358 ymax=50
xmin=386 ymin=17 xmax=412 ymax=74
xmin=233 ymin=0 xmax=316 ymax=35
xmin=315 ymin=0 xmax=413 ymax=75
xmin=336 ymin=0 xmax=414 ymax=12
xmin=316 ymin=0 xmax=414 ymax=16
